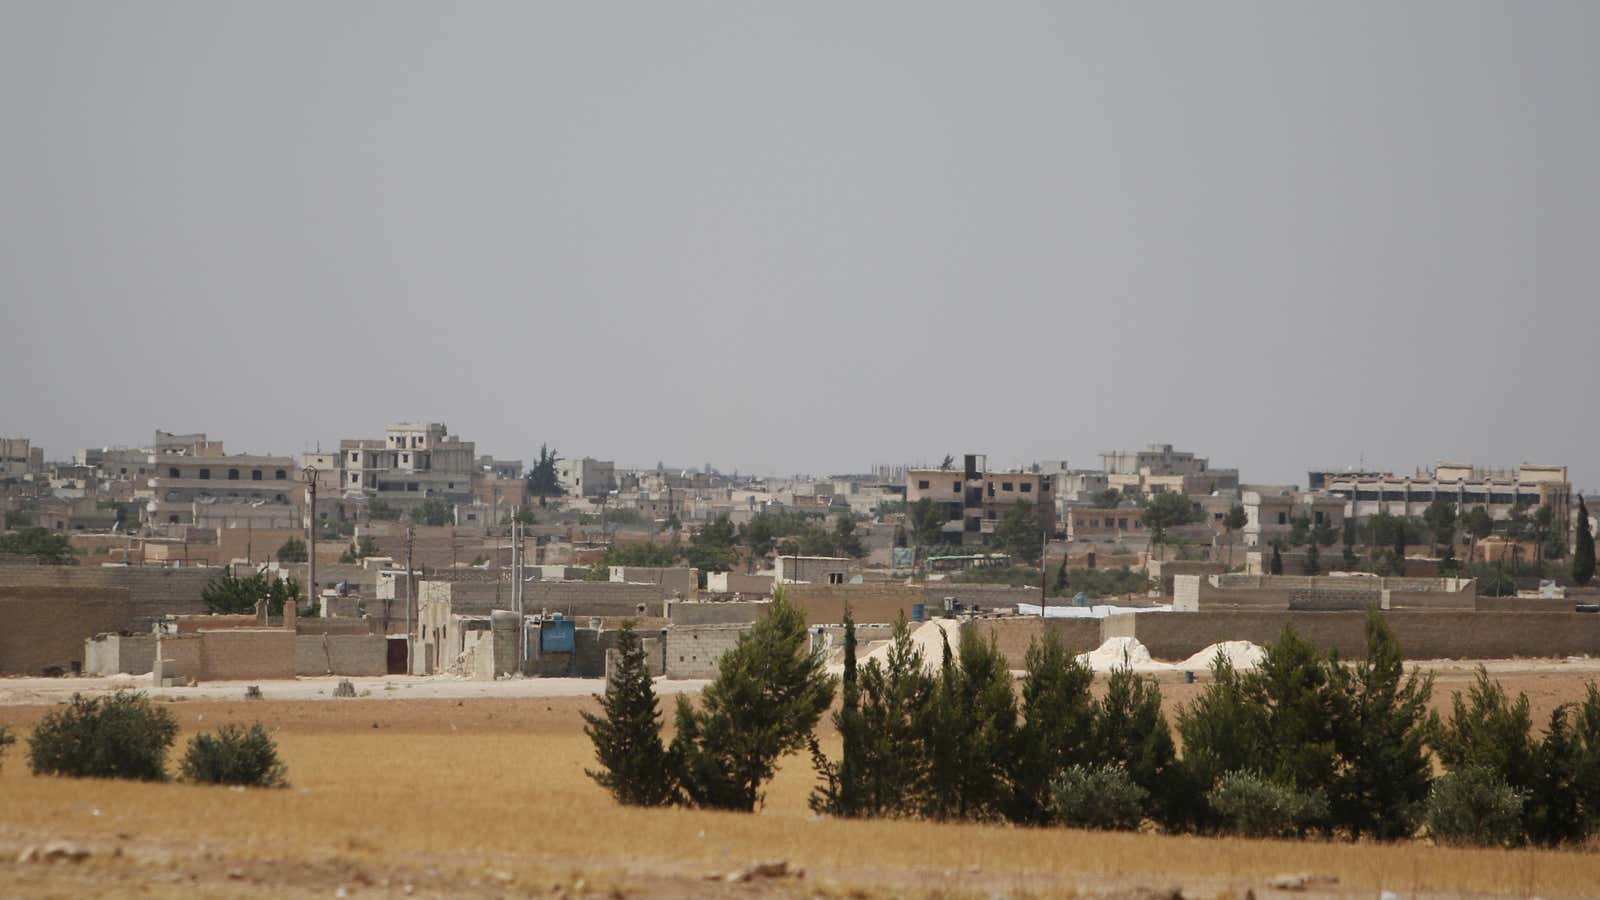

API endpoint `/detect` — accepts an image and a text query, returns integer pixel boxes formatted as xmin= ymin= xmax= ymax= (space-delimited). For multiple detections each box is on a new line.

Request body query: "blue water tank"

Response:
xmin=911 ymin=603 xmax=925 ymax=623
xmin=541 ymin=619 xmax=575 ymax=653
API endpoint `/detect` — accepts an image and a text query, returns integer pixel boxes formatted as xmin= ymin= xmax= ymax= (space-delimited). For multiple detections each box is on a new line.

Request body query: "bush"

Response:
xmin=29 ymin=692 xmax=178 ymax=781
xmin=1051 ymin=764 xmax=1147 ymax=831
xmin=1207 ymin=771 xmax=1328 ymax=838
xmin=0 ymin=725 xmax=15 ymax=769
xmin=180 ymin=722 xmax=288 ymax=788
xmin=1425 ymin=766 xmax=1526 ymax=847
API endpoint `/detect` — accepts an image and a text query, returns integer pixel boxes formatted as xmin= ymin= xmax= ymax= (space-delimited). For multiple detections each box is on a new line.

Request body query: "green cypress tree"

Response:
xmin=810 ymin=607 xmax=867 ymax=816
xmin=1328 ymin=611 xmax=1434 ymax=840
xmin=1094 ymin=662 xmax=1188 ymax=830
xmin=1574 ymin=497 xmax=1595 ymax=586
xmin=916 ymin=627 xmax=1017 ymax=821
xmin=1010 ymin=628 xmax=1095 ymax=824
xmin=1176 ymin=654 xmax=1272 ymax=829
xmin=1393 ymin=522 xmax=1407 ymax=564
xmin=672 ymin=589 xmax=836 ymax=811
xmin=852 ymin=612 xmax=932 ymax=817
xmin=581 ymin=624 xmax=675 ymax=806
xmin=1053 ymin=559 xmax=1069 ymax=594
xmin=1255 ymin=627 xmax=1340 ymax=806
xmin=1269 ymin=543 xmax=1284 ymax=575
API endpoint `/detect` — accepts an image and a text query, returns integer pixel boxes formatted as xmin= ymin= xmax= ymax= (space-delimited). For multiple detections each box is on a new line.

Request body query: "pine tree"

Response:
xmin=850 ymin=612 xmax=932 ymax=817
xmin=810 ymin=607 xmax=866 ymax=816
xmin=581 ymin=625 xmax=674 ymax=806
xmin=1328 ymin=611 xmax=1434 ymax=840
xmin=673 ymin=589 xmax=836 ymax=811
xmin=1095 ymin=662 xmax=1188 ymax=830
xmin=916 ymin=628 xmax=1017 ymax=821
xmin=1009 ymin=628 xmax=1095 ymax=824
xmin=1574 ymin=497 xmax=1595 ymax=586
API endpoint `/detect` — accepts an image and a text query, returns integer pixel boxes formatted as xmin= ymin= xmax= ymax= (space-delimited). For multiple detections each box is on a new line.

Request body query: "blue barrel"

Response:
xmin=911 ymin=603 xmax=926 ymax=623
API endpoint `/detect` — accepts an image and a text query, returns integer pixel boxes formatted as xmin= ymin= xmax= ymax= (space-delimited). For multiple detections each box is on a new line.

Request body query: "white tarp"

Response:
xmin=1015 ymin=603 xmax=1172 ymax=618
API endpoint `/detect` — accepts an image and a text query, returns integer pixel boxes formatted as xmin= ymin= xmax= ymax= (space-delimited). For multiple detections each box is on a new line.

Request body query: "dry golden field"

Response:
xmin=1 ymin=668 xmax=1599 ymax=898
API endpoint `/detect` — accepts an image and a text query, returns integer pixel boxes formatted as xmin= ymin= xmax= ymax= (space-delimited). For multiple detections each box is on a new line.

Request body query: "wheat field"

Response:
xmin=1 ymin=683 xmax=1599 ymax=898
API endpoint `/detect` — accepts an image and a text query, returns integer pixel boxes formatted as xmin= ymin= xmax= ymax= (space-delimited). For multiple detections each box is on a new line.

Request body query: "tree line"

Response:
xmin=589 ymin=603 xmax=1600 ymax=847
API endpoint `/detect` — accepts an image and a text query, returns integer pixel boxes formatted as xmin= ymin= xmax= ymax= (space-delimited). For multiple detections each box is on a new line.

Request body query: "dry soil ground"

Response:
xmin=2 ymin=663 xmax=1600 ymax=898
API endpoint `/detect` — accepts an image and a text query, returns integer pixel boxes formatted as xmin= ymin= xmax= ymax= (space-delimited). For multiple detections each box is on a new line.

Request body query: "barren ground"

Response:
xmin=1 ymin=661 xmax=1598 ymax=898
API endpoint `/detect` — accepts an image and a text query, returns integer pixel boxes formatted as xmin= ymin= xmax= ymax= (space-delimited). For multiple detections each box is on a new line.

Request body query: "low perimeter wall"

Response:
xmin=969 ymin=610 xmax=1600 ymax=666
xmin=295 ymin=634 xmax=389 ymax=676
xmin=84 ymin=633 xmax=158 ymax=676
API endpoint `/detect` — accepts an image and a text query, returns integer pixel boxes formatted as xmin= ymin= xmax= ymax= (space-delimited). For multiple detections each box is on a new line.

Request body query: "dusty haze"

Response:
xmin=2 ymin=2 xmax=1596 ymax=488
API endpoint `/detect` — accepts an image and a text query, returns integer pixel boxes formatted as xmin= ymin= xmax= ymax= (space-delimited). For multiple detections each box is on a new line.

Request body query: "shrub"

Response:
xmin=1051 ymin=764 xmax=1147 ymax=831
xmin=29 ymin=692 xmax=178 ymax=781
xmin=0 ymin=725 xmax=15 ymax=770
xmin=180 ymin=722 xmax=288 ymax=788
xmin=1425 ymin=766 xmax=1526 ymax=847
xmin=1207 ymin=771 xmax=1328 ymax=838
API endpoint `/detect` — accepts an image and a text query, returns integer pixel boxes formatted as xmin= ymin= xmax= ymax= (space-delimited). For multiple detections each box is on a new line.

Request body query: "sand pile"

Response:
xmin=1177 ymin=641 xmax=1265 ymax=672
xmin=1075 ymin=637 xmax=1173 ymax=673
xmin=833 ymin=619 xmax=959 ymax=675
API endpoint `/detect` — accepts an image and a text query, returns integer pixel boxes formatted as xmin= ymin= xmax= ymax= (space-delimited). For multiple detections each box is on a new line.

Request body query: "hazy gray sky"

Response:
xmin=3 ymin=2 xmax=1597 ymax=489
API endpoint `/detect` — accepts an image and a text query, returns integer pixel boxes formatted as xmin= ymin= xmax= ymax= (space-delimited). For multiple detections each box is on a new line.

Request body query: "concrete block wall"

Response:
xmin=523 ymin=581 xmax=668 ymax=618
xmin=705 ymin=572 xmax=775 ymax=595
xmin=965 ymin=618 xmax=1103 ymax=668
xmin=157 ymin=633 xmax=203 ymax=683
xmin=933 ymin=584 xmax=1044 ymax=611
xmin=295 ymin=634 xmax=389 ymax=676
xmin=665 ymin=625 xmax=747 ymax=678
xmin=574 ymin=628 xmax=667 ymax=678
xmin=0 ymin=586 xmax=131 ymax=674
xmin=785 ymin=584 xmax=922 ymax=625
xmin=0 ymin=565 xmax=210 ymax=622
xmin=609 ymin=566 xmax=697 ymax=598
xmin=668 ymin=601 xmax=766 ymax=626
xmin=84 ymin=633 xmax=158 ymax=676
xmin=195 ymin=629 xmax=297 ymax=680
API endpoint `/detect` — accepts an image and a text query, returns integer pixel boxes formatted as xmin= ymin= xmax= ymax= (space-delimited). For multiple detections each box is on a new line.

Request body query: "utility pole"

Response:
xmin=304 ymin=466 xmax=318 ymax=617
xmin=405 ymin=525 xmax=414 ymax=675
xmin=1040 ymin=515 xmax=1048 ymax=618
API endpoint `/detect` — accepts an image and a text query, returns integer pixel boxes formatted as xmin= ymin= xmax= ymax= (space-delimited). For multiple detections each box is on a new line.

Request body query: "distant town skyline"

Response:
xmin=4 ymin=3 xmax=1597 ymax=490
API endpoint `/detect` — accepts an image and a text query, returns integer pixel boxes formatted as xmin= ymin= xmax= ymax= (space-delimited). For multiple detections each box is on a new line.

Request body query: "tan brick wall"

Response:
xmin=0 ymin=565 xmax=210 ymax=622
xmin=197 ymin=629 xmax=297 ymax=680
xmin=1127 ymin=610 xmax=1600 ymax=662
xmin=785 ymin=584 xmax=923 ymax=625
xmin=0 ymin=586 xmax=131 ymax=674
xmin=964 ymin=618 xmax=1103 ymax=668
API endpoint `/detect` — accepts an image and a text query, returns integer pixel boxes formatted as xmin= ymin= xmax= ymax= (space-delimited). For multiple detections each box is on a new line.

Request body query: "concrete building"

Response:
xmin=774 ymin=555 xmax=852 ymax=584
xmin=904 ymin=453 xmax=1055 ymax=543
xmin=1242 ymin=490 xmax=1348 ymax=548
xmin=1064 ymin=507 xmax=1146 ymax=542
xmin=1100 ymin=443 xmax=1239 ymax=497
xmin=330 ymin=423 xmax=479 ymax=512
xmin=0 ymin=437 xmax=44 ymax=480
xmin=141 ymin=432 xmax=299 ymax=526
xmin=558 ymin=457 xmax=617 ymax=498
xmin=1320 ymin=463 xmax=1570 ymax=526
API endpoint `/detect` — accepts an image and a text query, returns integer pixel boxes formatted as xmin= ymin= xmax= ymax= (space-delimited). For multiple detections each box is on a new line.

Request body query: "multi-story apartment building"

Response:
xmin=0 ymin=437 xmax=44 ymax=480
xmin=1100 ymin=443 xmax=1239 ymax=497
xmin=1319 ymin=463 xmax=1570 ymax=526
xmin=557 ymin=457 xmax=617 ymax=498
xmin=139 ymin=432 xmax=298 ymax=526
xmin=904 ymin=453 xmax=1055 ymax=543
xmin=329 ymin=423 xmax=479 ymax=511
xmin=1242 ymin=490 xmax=1348 ymax=548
